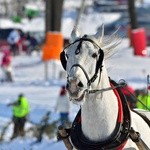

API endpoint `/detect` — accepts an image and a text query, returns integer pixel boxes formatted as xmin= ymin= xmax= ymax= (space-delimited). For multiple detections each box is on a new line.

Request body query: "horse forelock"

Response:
xmin=96 ymin=28 xmax=122 ymax=60
xmin=100 ymin=34 xmax=122 ymax=60
xmin=71 ymin=26 xmax=122 ymax=60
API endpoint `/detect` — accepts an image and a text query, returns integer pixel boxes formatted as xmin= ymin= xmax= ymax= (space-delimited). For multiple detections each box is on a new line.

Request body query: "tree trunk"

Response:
xmin=45 ymin=0 xmax=64 ymax=32
xmin=128 ymin=0 xmax=138 ymax=29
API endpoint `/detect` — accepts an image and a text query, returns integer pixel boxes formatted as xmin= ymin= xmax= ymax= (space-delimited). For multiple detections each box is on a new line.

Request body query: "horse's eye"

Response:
xmin=92 ymin=53 xmax=97 ymax=58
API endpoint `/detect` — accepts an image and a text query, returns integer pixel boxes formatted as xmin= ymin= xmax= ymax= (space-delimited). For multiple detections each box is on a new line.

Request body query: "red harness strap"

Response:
xmin=110 ymin=83 xmax=123 ymax=123
xmin=111 ymin=83 xmax=127 ymax=149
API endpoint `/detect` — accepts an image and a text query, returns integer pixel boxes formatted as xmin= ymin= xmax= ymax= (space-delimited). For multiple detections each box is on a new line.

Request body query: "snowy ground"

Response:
xmin=0 ymin=0 xmax=150 ymax=149
xmin=0 ymin=51 xmax=80 ymax=150
xmin=0 ymin=38 xmax=149 ymax=150
xmin=107 ymin=39 xmax=150 ymax=89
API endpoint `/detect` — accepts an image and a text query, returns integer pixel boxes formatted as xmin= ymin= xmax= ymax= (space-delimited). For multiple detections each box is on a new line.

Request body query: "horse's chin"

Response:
xmin=68 ymin=89 xmax=86 ymax=104
xmin=74 ymin=92 xmax=85 ymax=101
xmin=72 ymin=95 xmax=86 ymax=105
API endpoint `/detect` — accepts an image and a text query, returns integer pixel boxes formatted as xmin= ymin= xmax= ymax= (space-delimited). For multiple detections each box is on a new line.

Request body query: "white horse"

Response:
xmin=60 ymin=25 xmax=150 ymax=150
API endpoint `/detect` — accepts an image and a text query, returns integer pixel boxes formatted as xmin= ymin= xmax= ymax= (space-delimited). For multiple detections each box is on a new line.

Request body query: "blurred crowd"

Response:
xmin=6 ymin=29 xmax=40 ymax=56
xmin=0 ymin=29 xmax=42 ymax=83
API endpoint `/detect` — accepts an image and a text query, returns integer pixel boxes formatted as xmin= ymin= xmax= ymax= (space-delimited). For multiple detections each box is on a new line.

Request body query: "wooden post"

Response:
xmin=44 ymin=0 xmax=64 ymax=81
xmin=58 ymin=125 xmax=73 ymax=150
xmin=127 ymin=0 xmax=138 ymax=29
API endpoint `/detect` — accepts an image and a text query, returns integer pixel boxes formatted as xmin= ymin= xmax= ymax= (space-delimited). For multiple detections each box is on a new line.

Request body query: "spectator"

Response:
xmin=7 ymin=93 xmax=30 ymax=140
xmin=136 ymin=88 xmax=150 ymax=110
xmin=1 ymin=50 xmax=13 ymax=82
xmin=55 ymin=86 xmax=70 ymax=126
xmin=25 ymin=32 xmax=39 ymax=55
xmin=121 ymin=84 xmax=137 ymax=109
xmin=7 ymin=29 xmax=21 ymax=56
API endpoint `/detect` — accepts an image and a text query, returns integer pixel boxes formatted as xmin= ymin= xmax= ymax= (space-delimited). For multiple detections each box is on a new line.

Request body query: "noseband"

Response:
xmin=60 ymin=35 xmax=104 ymax=87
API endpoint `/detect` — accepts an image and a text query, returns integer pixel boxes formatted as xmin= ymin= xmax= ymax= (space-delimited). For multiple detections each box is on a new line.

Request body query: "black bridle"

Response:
xmin=60 ymin=35 xmax=104 ymax=87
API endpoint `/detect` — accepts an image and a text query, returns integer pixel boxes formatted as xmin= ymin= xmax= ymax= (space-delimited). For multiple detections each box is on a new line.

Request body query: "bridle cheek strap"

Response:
xmin=60 ymin=37 xmax=104 ymax=86
xmin=89 ymin=49 xmax=104 ymax=85
xmin=70 ymin=64 xmax=90 ymax=84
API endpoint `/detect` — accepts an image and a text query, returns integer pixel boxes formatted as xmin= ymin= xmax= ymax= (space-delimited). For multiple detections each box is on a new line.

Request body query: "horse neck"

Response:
xmin=81 ymin=66 xmax=119 ymax=141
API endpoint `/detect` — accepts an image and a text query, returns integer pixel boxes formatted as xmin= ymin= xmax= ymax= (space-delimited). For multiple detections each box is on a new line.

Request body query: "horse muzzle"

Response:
xmin=66 ymin=77 xmax=86 ymax=101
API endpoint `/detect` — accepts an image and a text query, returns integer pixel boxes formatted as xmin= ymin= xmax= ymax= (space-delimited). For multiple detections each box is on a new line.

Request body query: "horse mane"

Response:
xmin=70 ymin=24 xmax=122 ymax=60
xmin=99 ymin=26 xmax=122 ymax=60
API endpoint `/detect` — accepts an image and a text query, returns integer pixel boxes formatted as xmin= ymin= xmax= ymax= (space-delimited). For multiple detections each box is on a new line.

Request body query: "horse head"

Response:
xmin=60 ymin=25 xmax=121 ymax=104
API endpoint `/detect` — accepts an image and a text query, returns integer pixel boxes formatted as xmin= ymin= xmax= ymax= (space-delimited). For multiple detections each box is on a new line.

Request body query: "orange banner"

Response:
xmin=42 ymin=32 xmax=64 ymax=61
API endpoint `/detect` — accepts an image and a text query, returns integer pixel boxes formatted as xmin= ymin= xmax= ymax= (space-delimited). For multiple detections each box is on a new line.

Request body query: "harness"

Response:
xmin=59 ymin=36 xmax=150 ymax=149
xmin=70 ymin=80 xmax=130 ymax=150
xmin=58 ymin=80 xmax=150 ymax=150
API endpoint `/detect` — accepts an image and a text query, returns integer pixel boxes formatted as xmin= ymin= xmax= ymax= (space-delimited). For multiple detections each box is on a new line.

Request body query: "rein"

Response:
xmin=86 ymin=80 xmax=127 ymax=94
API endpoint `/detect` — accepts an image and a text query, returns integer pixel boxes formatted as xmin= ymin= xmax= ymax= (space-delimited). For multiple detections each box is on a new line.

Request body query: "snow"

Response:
xmin=0 ymin=1 xmax=121 ymax=38
xmin=107 ymin=39 xmax=150 ymax=89
xmin=0 ymin=38 xmax=149 ymax=150
xmin=0 ymin=12 xmax=121 ymax=38
xmin=0 ymin=54 xmax=80 ymax=150
xmin=0 ymin=0 xmax=150 ymax=149
xmin=0 ymin=19 xmax=23 ymax=29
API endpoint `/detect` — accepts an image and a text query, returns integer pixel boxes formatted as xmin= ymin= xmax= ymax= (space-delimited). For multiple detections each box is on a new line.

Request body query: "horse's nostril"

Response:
xmin=66 ymin=83 xmax=69 ymax=89
xmin=78 ymin=81 xmax=83 ymax=87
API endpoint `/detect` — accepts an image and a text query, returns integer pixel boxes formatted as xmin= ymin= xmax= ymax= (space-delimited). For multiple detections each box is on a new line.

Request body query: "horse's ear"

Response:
xmin=95 ymin=24 xmax=104 ymax=41
xmin=71 ymin=26 xmax=82 ymax=41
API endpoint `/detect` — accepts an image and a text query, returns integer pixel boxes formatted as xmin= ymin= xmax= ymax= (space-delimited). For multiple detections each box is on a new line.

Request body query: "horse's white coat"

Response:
xmin=65 ymin=27 xmax=150 ymax=149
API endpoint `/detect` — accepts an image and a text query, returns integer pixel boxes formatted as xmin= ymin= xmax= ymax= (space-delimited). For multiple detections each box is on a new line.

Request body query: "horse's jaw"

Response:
xmin=67 ymin=88 xmax=87 ymax=104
